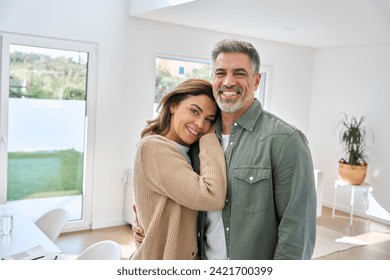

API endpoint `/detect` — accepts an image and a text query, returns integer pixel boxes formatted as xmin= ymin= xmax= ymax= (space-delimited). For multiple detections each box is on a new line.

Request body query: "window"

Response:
xmin=178 ymin=66 xmax=185 ymax=75
xmin=257 ymin=65 xmax=272 ymax=109
xmin=154 ymin=55 xmax=212 ymax=118
xmin=0 ymin=33 xmax=98 ymax=231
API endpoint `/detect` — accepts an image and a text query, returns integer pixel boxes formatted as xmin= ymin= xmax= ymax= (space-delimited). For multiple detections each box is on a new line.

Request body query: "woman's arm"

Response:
xmin=140 ymin=134 xmax=227 ymax=211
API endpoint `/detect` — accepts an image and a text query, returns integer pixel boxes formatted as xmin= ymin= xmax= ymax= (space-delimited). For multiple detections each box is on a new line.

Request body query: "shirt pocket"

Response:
xmin=232 ymin=167 xmax=271 ymax=214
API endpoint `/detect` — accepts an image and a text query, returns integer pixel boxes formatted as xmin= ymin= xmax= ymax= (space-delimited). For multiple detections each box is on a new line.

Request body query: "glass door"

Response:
xmin=0 ymin=34 xmax=98 ymax=230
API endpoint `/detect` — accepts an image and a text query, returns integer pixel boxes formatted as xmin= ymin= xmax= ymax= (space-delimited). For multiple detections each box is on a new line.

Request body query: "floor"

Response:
xmin=56 ymin=206 xmax=390 ymax=260
xmin=316 ymin=207 xmax=390 ymax=259
xmin=56 ymin=224 xmax=135 ymax=260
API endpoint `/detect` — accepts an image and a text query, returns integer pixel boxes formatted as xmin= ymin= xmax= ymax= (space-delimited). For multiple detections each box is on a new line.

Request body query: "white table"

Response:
xmin=0 ymin=206 xmax=62 ymax=259
xmin=331 ymin=180 xmax=373 ymax=226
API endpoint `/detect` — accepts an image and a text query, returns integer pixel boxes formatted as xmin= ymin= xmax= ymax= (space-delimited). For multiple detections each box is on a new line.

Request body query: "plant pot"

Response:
xmin=338 ymin=161 xmax=367 ymax=185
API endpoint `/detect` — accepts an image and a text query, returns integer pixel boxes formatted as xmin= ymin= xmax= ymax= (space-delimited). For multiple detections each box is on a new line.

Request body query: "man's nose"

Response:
xmin=223 ymin=73 xmax=236 ymax=87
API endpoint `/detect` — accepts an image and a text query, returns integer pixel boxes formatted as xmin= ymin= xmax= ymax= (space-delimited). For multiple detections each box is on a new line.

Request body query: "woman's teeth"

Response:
xmin=187 ymin=126 xmax=198 ymax=135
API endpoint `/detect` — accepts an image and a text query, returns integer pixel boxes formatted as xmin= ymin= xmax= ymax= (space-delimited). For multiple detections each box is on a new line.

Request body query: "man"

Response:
xmin=133 ymin=38 xmax=317 ymax=260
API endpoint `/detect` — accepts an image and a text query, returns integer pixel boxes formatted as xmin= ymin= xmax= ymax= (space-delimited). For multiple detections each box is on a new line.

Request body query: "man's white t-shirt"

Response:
xmin=203 ymin=134 xmax=229 ymax=260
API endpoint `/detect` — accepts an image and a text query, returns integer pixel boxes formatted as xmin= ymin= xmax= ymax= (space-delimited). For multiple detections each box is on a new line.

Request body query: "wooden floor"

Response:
xmin=56 ymin=207 xmax=390 ymax=260
xmin=56 ymin=223 xmax=136 ymax=260
xmin=316 ymin=207 xmax=390 ymax=259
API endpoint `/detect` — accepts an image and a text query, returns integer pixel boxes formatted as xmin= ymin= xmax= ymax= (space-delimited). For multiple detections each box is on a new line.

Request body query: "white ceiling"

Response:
xmin=129 ymin=0 xmax=390 ymax=48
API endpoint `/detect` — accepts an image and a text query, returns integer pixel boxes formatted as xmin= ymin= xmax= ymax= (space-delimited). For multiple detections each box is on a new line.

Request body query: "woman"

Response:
xmin=130 ymin=78 xmax=227 ymax=260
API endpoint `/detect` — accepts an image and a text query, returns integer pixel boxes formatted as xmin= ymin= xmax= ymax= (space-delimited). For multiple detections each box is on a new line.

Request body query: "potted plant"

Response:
xmin=335 ymin=113 xmax=371 ymax=185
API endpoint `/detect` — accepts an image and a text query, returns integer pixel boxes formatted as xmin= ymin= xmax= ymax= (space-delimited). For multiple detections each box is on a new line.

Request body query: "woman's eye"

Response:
xmin=206 ymin=118 xmax=214 ymax=124
xmin=190 ymin=109 xmax=199 ymax=115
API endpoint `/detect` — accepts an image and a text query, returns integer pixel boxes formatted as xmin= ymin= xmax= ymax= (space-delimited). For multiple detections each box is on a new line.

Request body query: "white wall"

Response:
xmin=1 ymin=0 xmax=130 ymax=228
xmin=121 ymin=18 xmax=315 ymax=225
xmin=309 ymin=45 xmax=390 ymax=222
xmin=5 ymin=0 xmax=387 ymax=229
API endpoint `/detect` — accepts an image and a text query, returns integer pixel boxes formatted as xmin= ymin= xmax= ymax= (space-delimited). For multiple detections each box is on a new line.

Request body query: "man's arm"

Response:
xmin=273 ymin=130 xmax=317 ymax=259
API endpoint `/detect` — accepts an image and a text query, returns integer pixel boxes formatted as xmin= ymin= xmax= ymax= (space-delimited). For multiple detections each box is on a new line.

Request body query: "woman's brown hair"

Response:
xmin=141 ymin=78 xmax=216 ymax=138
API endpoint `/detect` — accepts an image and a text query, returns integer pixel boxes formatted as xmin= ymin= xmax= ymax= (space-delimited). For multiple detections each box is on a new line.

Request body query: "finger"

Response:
xmin=134 ymin=239 xmax=141 ymax=248
xmin=132 ymin=204 xmax=139 ymax=224
xmin=133 ymin=230 xmax=143 ymax=248
xmin=132 ymin=225 xmax=141 ymax=234
xmin=133 ymin=225 xmax=144 ymax=236
xmin=134 ymin=233 xmax=144 ymax=243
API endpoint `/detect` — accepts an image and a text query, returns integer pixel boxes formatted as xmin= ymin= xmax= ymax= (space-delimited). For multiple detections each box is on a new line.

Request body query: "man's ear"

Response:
xmin=254 ymin=72 xmax=261 ymax=91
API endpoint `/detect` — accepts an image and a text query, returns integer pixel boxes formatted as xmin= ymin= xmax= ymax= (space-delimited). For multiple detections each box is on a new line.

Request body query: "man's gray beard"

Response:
xmin=216 ymin=92 xmax=254 ymax=114
xmin=216 ymin=99 xmax=243 ymax=114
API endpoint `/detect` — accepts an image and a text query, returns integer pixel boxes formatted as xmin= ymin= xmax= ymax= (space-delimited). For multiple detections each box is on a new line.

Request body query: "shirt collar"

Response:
xmin=216 ymin=98 xmax=263 ymax=138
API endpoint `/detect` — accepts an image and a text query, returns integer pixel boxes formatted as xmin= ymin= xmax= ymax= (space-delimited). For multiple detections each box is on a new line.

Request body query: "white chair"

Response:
xmin=76 ymin=240 xmax=122 ymax=260
xmin=35 ymin=208 xmax=69 ymax=242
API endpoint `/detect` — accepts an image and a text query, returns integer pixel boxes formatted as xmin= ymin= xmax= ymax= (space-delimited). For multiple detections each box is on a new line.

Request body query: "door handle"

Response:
xmin=1 ymin=135 xmax=8 ymax=151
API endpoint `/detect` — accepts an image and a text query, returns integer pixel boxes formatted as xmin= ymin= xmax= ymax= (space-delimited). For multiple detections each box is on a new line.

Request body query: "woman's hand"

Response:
xmin=132 ymin=204 xmax=145 ymax=248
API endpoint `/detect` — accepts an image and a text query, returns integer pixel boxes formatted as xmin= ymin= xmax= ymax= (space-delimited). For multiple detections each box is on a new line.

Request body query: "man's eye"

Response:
xmin=214 ymin=71 xmax=225 ymax=77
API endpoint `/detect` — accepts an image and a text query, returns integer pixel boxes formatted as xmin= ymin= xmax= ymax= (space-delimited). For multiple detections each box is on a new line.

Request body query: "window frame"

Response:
xmin=0 ymin=32 xmax=98 ymax=231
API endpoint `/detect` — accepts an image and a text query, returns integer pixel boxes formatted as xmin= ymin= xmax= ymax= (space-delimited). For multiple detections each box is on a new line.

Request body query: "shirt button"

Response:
xmin=229 ymin=142 xmax=233 ymax=145
xmin=234 ymin=122 xmax=237 ymax=126
xmin=249 ymin=176 xmax=254 ymax=181
xmin=225 ymin=199 xmax=229 ymax=202
xmin=197 ymin=232 xmax=200 ymax=237
xmin=226 ymin=227 xmax=229 ymax=231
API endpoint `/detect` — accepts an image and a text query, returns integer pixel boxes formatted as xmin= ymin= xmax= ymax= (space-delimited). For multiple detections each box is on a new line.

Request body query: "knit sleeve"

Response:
xmin=139 ymin=134 xmax=226 ymax=211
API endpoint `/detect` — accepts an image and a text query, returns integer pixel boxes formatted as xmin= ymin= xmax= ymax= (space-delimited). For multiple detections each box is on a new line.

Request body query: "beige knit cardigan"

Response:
xmin=130 ymin=134 xmax=227 ymax=260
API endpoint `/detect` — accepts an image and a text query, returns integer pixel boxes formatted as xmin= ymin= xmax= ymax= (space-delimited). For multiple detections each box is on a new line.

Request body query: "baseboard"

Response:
xmin=91 ymin=218 xmax=128 ymax=230
xmin=322 ymin=201 xmax=390 ymax=226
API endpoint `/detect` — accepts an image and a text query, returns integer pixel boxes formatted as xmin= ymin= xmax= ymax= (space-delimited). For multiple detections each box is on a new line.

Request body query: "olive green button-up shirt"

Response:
xmin=193 ymin=99 xmax=317 ymax=260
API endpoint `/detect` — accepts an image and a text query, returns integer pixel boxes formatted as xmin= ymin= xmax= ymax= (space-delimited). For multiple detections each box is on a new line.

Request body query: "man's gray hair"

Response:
xmin=211 ymin=38 xmax=260 ymax=73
